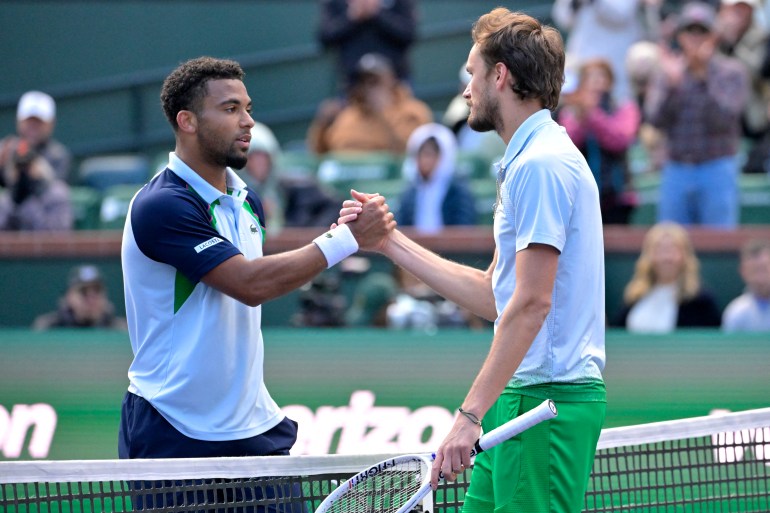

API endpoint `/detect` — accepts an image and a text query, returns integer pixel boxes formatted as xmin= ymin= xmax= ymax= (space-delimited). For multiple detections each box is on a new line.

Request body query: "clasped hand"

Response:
xmin=339 ymin=189 xmax=396 ymax=252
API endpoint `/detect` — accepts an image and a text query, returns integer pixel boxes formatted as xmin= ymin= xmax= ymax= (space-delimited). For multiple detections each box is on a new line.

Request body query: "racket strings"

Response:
xmin=326 ymin=460 xmax=426 ymax=513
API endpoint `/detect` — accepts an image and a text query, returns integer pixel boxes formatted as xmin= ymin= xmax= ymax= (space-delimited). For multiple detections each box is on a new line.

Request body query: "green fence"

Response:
xmin=0 ymin=328 xmax=766 ymax=461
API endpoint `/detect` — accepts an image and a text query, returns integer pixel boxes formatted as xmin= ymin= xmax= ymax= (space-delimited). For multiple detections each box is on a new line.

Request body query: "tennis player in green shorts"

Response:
xmin=336 ymin=7 xmax=606 ymax=512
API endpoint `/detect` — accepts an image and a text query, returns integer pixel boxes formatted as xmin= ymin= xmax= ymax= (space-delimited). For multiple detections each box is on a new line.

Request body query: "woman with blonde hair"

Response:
xmin=614 ymin=222 xmax=721 ymax=332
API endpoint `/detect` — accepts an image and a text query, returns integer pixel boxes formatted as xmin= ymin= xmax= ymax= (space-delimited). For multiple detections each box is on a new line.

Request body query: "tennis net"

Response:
xmin=1 ymin=407 xmax=768 ymax=512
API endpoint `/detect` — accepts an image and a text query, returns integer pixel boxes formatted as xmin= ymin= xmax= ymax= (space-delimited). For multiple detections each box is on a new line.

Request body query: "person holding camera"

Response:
xmin=0 ymin=91 xmax=72 ymax=184
xmin=33 ymin=264 xmax=127 ymax=330
xmin=0 ymin=138 xmax=73 ymax=231
xmin=557 ymin=58 xmax=641 ymax=224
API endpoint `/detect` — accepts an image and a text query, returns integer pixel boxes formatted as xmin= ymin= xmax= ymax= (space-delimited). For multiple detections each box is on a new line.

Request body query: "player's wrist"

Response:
xmin=313 ymin=224 xmax=359 ymax=268
xmin=458 ymin=407 xmax=482 ymax=426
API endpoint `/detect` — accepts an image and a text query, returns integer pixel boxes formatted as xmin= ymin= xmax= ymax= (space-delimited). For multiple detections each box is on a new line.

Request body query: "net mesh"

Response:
xmin=584 ymin=411 xmax=770 ymax=513
xmin=1 ymin=408 xmax=768 ymax=513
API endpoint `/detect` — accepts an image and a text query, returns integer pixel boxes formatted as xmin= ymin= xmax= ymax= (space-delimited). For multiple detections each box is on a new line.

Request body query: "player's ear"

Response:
xmin=494 ymin=62 xmax=510 ymax=91
xmin=177 ymin=110 xmax=197 ymax=134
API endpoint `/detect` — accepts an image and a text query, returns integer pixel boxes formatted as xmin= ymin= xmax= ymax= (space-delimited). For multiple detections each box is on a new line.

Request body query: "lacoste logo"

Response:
xmin=250 ymin=224 xmax=257 ymax=234
xmin=194 ymin=237 xmax=224 ymax=253
xmin=325 ymin=233 xmax=333 ymax=238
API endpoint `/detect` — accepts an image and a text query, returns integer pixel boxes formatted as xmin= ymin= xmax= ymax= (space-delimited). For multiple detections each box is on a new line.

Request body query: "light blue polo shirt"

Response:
xmin=493 ymin=110 xmax=605 ymax=388
xmin=121 ymin=152 xmax=283 ymax=441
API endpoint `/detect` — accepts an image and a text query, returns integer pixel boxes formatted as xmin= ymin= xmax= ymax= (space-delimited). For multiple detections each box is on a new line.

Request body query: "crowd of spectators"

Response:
xmin=2 ymin=0 xmax=769 ymax=333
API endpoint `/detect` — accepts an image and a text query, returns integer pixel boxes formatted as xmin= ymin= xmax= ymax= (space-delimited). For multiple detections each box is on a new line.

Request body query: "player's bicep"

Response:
xmin=495 ymin=244 xmax=558 ymax=337
xmin=486 ymin=249 xmax=499 ymax=278
xmin=515 ymin=244 xmax=559 ymax=305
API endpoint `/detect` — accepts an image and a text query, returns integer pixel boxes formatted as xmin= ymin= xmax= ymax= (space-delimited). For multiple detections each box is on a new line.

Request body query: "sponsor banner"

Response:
xmin=0 ymin=329 xmax=768 ymax=460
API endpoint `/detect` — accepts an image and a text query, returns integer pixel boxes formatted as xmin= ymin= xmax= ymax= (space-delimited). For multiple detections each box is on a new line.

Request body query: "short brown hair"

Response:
xmin=579 ymin=58 xmax=615 ymax=89
xmin=160 ymin=56 xmax=245 ymax=131
xmin=471 ymin=8 xmax=565 ymax=110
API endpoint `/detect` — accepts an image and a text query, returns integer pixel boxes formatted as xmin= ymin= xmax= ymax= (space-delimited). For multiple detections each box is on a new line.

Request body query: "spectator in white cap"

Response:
xmin=0 ymin=90 xmax=72 ymax=185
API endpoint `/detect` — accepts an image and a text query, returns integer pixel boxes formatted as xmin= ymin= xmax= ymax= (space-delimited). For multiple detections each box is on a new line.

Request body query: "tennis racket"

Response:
xmin=314 ymin=398 xmax=557 ymax=513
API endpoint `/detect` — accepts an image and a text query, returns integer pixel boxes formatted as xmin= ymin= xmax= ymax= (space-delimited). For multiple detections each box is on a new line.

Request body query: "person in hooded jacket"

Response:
xmin=395 ymin=123 xmax=477 ymax=233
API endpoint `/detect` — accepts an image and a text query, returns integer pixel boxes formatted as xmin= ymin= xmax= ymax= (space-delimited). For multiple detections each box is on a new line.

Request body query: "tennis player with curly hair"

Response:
xmin=119 ymin=56 xmax=395 ymax=462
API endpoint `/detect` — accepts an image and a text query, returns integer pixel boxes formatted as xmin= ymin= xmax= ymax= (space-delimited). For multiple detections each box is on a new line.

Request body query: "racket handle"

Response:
xmin=471 ymin=440 xmax=483 ymax=457
xmin=476 ymin=399 xmax=557 ymax=453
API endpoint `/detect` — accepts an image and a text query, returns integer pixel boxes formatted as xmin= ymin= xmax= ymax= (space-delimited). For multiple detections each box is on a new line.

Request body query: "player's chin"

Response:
xmin=227 ymin=152 xmax=249 ymax=170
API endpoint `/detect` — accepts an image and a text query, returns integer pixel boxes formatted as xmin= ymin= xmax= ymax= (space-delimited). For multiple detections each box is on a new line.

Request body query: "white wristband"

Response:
xmin=312 ymin=224 xmax=359 ymax=268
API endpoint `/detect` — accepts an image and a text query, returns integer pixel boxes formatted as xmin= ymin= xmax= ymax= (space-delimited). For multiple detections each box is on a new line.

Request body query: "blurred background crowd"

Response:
xmin=0 ymin=0 xmax=768 ymax=334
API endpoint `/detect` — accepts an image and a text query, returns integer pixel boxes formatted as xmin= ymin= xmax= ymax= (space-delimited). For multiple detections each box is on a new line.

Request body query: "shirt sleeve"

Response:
xmin=505 ymin=154 xmax=576 ymax=254
xmin=130 ymin=186 xmax=242 ymax=283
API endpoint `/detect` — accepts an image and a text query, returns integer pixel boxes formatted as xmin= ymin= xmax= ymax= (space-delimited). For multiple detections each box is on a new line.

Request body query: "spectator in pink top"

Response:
xmin=558 ymin=58 xmax=641 ymax=224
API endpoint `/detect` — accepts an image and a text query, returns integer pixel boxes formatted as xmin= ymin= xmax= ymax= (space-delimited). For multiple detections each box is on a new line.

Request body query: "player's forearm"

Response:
xmin=461 ymin=296 xmax=549 ymax=419
xmin=382 ymin=230 xmax=497 ymax=320
xmin=203 ymin=245 xmax=328 ymax=307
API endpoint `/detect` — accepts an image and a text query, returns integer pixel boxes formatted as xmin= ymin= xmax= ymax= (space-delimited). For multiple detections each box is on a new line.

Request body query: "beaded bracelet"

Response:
xmin=458 ymin=407 xmax=482 ymax=426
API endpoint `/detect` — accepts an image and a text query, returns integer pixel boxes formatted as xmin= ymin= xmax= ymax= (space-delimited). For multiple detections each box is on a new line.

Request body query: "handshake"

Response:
xmin=312 ymin=189 xmax=397 ymax=269
xmin=336 ymin=189 xmax=397 ymax=251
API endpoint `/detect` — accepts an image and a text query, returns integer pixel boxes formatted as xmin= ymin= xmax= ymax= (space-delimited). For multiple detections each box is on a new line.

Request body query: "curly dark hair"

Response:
xmin=160 ymin=56 xmax=245 ymax=131
xmin=472 ymin=8 xmax=564 ymax=111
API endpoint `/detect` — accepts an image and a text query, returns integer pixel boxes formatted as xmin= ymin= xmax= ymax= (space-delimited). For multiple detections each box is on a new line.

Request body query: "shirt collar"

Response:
xmin=499 ymin=109 xmax=553 ymax=169
xmin=167 ymin=152 xmax=248 ymax=206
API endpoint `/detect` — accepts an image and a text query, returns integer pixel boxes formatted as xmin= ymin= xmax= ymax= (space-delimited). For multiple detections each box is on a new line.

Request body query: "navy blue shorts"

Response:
xmin=118 ymin=391 xmax=298 ymax=458
xmin=118 ymin=392 xmax=304 ymax=512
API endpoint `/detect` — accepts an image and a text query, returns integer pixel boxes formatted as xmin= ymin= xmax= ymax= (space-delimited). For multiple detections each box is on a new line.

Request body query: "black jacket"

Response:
xmin=613 ymin=290 xmax=722 ymax=329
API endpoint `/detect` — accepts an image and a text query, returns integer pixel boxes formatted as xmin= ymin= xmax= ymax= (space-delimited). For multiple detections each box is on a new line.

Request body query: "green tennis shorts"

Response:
xmin=462 ymin=389 xmax=606 ymax=513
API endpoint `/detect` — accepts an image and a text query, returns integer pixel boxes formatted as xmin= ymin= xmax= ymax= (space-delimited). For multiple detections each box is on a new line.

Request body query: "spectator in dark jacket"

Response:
xmin=318 ymin=0 xmax=417 ymax=90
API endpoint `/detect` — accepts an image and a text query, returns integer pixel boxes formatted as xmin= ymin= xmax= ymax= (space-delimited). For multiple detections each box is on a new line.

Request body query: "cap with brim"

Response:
xmin=354 ymin=53 xmax=394 ymax=79
xmin=678 ymin=2 xmax=717 ymax=32
xmin=721 ymin=0 xmax=759 ymax=7
xmin=17 ymin=91 xmax=56 ymax=123
xmin=68 ymin=265 xmax=104 ymax=288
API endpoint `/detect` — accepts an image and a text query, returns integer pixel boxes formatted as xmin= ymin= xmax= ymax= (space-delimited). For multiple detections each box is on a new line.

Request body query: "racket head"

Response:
xmin=314 ymin=453 xmax=432 ymax=513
